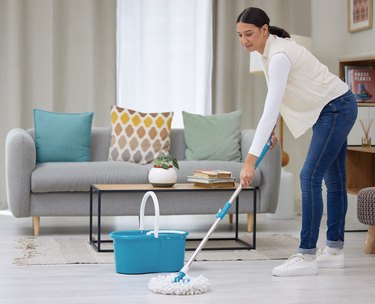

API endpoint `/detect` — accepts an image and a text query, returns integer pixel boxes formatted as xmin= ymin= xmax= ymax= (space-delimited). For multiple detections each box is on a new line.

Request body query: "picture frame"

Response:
xmin=348 ymin=0 xmax=373 ymax=32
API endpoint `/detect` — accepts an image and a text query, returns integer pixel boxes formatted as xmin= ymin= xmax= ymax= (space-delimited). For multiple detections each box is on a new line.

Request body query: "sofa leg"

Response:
xmin=247 ymin=213 xmax=254 ymax=232
xmin=365 ymin=225 xmax=375 ymax=254
xmin=228 ymin=214 xmax=233 ymax=224
xmin=32 ymin=216 xmax=40 ymax=237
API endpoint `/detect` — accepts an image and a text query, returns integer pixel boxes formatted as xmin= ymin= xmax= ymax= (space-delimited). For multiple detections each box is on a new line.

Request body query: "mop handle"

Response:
xmin=255 ymin=135 xmax=272 ymax=168
xmin=184 ymin=136 xmax=272 ymax=269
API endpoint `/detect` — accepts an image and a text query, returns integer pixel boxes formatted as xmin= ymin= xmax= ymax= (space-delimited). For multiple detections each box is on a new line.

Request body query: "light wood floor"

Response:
xmin=0 ymin=210 xmax=374 ymax=304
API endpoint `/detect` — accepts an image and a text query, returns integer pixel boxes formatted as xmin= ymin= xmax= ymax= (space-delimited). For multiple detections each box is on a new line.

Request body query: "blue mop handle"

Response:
xmin=216 ymin=135 xmax=272 ymax=220
xmin=255 ymin=136 xmax=272 ymax=168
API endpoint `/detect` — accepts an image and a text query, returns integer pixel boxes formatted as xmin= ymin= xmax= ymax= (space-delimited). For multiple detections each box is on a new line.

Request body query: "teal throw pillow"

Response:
xmin=33 ymin=109 xmax=94 ymax=163
xmin=182 ymin=110 xmax=242 ymax=161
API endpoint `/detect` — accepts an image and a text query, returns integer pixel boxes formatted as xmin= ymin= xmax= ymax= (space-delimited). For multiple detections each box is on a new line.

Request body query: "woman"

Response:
xmin=237 ymin=7 xmax=357 ymax=277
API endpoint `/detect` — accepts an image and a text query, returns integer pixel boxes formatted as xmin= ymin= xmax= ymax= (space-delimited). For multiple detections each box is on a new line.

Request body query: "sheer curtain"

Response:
xmin=117 ymin=0 xmax=212 ymax=128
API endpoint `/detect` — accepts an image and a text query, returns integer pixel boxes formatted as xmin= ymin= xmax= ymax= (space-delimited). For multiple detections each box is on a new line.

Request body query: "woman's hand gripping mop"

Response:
xmin=148 ymin=137 xmax=273 ymax=295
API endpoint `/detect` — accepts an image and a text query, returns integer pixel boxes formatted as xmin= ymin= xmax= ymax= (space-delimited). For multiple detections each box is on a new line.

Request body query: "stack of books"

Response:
xmin=187 ymin=169 xmax=235 ymax=188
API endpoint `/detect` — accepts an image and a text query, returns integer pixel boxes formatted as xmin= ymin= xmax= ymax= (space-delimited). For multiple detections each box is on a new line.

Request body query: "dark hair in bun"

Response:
xmin=237 ymin=7 xmax=290 ymax=38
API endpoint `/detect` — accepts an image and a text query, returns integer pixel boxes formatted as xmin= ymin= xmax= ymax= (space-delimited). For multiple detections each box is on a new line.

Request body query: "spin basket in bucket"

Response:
xmin=110 ymin=191 xmax=189 ymax=274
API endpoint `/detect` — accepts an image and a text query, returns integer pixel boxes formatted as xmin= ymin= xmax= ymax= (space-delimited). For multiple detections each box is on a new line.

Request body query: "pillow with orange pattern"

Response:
xmin=108 ymin=106 xmax=173 ymax=164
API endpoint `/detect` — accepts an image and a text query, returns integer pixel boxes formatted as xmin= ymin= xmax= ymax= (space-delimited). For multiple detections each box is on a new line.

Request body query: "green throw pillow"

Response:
xmin=182 ymin=110 xmax=242 ymax=161
xmin=33 ymin=109 xmax=94 ymax=163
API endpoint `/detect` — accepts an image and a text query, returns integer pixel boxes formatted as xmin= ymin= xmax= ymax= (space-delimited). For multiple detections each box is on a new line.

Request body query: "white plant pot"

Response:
xmin=148 ymin=167 xmax=177 ymax=187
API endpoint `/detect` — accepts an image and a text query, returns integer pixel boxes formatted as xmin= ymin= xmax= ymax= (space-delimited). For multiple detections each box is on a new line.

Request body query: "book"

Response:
xmin=193 ymin=181 xmax=236 ymax=188
xmin=350 ymin=68 xmax=375 ymax=103
xmin=193 ymin=169 xmax=232 ymax=179
xmin=344 ymin=65 xmax=374 ymax=89
xmin=187 ymin=176 xmax=236 ymax=184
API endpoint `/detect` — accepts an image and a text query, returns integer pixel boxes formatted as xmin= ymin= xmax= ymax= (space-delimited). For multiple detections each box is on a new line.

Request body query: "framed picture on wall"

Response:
xmin=348 ymin=0 xmax=373 ymax=32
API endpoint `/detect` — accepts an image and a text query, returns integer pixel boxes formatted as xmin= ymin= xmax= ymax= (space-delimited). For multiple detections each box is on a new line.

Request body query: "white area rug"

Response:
xmin=13 ymin=234 xmax=299 ymax=266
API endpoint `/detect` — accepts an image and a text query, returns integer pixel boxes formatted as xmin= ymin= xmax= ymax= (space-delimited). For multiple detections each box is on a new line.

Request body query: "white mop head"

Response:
xmin=148 ymin=274 xmax=210 ymax=295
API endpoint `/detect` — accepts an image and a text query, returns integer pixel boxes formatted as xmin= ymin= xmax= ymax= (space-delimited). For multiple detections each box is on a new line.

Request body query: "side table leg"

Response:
xmin=89 ymin=186 xmax=93 ymax=243
xmin=253 ymin=188 xmax=257 ymax=249
xmin=235 ymin=197 xmax=239 ymax=239
xmin=97 ymin=191 xmax=102 ymax=252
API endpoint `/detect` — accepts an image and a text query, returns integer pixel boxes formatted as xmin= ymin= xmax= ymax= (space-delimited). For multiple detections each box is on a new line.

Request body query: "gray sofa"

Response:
xmin=5 ymin=127 xmax=281 ymax=236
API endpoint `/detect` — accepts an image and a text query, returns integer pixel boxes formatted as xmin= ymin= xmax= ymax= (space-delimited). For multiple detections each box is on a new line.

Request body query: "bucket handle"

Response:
xmin=139 ymin=191 xmax=160 ymax=238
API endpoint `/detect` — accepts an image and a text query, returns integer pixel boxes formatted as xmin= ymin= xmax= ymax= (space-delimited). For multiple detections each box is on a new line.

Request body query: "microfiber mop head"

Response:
xmin=148 ymin=274 xmax=210 ymax=295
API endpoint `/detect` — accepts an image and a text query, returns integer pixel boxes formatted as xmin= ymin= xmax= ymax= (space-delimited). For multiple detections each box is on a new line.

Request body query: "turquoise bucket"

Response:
xmin=109 ymin=191 xmax=189 ymax=274
xmin=110 ymin=229 xmax=188 ymax=274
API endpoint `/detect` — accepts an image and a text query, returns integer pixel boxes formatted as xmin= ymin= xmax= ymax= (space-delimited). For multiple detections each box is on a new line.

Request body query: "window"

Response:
xmin=117 ymin=0 xmax=212 ymax=128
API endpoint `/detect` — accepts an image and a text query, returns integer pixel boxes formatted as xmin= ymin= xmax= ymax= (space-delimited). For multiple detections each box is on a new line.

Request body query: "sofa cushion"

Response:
xmin=33 ymin=109 xmax=94 ymax=163
xmin=182 ymin=110 xmax=242 ymax=161
xmin=31 ymin=160 xmax=261 ymax=193
xmin=31 ymin=162 xmax=150 ymax=193
xmin=108 ymin=106 xmax=173 ymax=164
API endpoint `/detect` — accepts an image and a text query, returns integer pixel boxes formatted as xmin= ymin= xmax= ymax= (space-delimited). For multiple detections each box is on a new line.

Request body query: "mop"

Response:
xmin=149 ymin=138 xmax=273 ymax=295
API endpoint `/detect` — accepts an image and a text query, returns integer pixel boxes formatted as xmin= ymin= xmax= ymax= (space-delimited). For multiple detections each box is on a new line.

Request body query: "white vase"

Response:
xmin=148 ymin=167 xmax=177 ymax=187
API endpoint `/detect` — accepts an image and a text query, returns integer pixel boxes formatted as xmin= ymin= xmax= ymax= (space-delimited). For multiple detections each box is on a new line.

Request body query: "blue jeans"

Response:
xmin=298 ymin=90 xmax=357 ymax=254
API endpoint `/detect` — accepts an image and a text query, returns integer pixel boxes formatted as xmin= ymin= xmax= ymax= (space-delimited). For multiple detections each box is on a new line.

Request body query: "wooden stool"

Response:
xmin=357 ymin=187 xmax=375 ymax=254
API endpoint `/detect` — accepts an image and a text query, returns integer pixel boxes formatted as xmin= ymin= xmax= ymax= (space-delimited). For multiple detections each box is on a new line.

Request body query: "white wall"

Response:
xmin=312 ymin=0 xmax=375 ymax=74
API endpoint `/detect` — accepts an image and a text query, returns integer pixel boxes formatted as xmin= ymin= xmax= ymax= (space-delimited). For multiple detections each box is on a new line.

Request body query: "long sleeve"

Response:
xmin=248 ymin=52 xmax=291 ymax=156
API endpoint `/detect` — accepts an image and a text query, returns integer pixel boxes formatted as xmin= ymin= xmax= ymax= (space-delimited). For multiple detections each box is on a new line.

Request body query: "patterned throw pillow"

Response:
xmin=108 ymin=106 xmax=173 ymax=164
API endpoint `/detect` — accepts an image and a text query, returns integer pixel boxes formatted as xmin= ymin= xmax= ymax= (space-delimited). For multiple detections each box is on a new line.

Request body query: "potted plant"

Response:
xmin=148 ymin=154 xmax=179 ymax=187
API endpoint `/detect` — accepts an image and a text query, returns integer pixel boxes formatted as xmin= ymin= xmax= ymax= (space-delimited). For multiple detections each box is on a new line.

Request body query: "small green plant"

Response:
xmin=153 ymin=154 xmax=179 ymax=170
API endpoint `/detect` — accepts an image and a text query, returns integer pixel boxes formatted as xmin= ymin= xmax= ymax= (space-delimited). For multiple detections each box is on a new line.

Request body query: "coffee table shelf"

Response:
xmin=89 ymin=183 xmax=258 ymax=252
